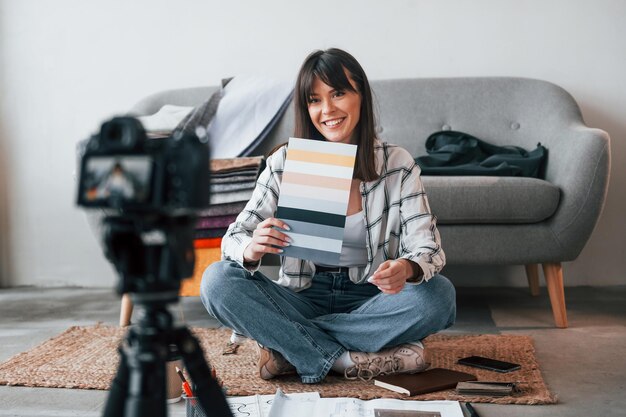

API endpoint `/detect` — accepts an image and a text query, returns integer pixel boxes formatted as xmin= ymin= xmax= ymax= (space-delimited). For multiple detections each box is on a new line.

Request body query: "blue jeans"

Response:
xmin=200 ymin=260 xmax=456 ymax=383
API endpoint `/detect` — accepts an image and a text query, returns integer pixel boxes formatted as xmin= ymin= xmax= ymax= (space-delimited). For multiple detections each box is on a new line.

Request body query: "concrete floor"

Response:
xmin=0 ymin=285 xmax=625 ymax=417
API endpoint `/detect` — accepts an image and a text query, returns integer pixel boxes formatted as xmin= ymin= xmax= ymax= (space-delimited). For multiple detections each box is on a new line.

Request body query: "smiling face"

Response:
xmin=307 ymin=72 xmax=362 ymax=145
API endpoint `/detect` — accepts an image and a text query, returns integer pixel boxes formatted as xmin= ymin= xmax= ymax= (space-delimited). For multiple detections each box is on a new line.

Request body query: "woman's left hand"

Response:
xmin=368 ymin=259 xmax=417 ymax=294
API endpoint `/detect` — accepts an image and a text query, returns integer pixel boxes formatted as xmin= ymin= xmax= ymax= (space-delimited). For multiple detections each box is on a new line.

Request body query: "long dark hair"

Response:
xmin=292 ymin=48 xmax=379 ymax=182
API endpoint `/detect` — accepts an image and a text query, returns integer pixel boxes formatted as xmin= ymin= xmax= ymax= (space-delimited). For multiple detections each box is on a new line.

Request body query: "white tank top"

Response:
xmin=337 ymin=210 xmax=368 ymax=267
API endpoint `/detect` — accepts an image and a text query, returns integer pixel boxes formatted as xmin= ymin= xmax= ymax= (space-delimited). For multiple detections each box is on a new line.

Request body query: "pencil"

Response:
xmin=175 ymin=366 xmax=194 ymax=398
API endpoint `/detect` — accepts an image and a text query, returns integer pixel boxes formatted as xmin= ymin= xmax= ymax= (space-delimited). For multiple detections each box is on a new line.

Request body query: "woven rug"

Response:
xmin=0 ymin=325 xmax=556 ymax=404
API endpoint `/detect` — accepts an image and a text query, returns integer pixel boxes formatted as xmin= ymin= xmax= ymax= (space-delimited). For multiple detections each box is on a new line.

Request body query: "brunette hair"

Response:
xmin=292 ymin=48 xmax=379 ymax=181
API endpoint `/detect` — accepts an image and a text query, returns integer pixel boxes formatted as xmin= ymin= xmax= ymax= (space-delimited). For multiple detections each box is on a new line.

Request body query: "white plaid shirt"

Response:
xmin=221 ymin=140 xmax=445 ymax=291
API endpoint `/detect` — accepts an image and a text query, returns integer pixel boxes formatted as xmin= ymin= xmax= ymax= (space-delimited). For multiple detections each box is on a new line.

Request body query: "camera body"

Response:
xmin=76 ymin=116 xmax=210 ymax=294
xmin=77 ymin=116 xmax=209 ymax=215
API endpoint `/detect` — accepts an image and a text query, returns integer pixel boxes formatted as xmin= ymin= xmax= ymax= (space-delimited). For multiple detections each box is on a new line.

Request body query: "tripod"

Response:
xmin=100 ymin=216 xmax=233 ymax=417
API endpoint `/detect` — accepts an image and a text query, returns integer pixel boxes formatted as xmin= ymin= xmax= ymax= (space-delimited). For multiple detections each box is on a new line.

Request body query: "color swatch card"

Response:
xmin=276 ymin=137 xmax=357 ymax=265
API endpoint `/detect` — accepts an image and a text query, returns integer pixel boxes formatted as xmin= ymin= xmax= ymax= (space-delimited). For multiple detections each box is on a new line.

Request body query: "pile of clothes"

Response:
xmin=179 ymin=156 xmax=265 ymax=296
xmin=136 ymin=75 xmax=292 ymax=296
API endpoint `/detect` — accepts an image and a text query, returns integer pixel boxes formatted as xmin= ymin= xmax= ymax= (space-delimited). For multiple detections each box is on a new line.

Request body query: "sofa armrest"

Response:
xmin=543 ymin=124 xmax=610 ymax=260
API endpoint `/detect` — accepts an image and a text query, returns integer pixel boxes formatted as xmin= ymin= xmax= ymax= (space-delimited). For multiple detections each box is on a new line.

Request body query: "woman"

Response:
xmin=201 ymin=48 xmax=456 ymax=384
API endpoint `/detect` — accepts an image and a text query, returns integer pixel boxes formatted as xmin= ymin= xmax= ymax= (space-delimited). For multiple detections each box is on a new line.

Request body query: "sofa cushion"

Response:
xmin=422 ymin=176 xmax=560 ymax=224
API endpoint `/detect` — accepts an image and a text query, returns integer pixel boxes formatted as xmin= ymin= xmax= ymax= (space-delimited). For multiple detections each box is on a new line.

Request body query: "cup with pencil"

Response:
xmin=176 ymin=367 xmax=203 ymax=417
xmin=177 ymin=366 xmax=224 ymax=417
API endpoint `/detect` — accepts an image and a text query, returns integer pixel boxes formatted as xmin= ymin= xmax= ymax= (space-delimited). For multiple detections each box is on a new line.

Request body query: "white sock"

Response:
xmin=230 ymin=331 xmax=247 ymax=344
xmin=408 ymin=340 xmax=424 ymax=349
xmin=331 ymin=351 xmax=355 ymax=372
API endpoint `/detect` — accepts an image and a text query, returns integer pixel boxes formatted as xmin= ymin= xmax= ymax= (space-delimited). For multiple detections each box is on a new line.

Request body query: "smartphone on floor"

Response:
xmin=457 ymin=355 xmax=521 ymax=373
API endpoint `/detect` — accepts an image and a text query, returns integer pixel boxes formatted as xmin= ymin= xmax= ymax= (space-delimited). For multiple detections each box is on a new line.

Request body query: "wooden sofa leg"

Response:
xmin=119 ymin=294 xmax=133 ymax=327
xmin=542 ymin=262 xmax=568 ymax=328
xmin=525 ymin=264 xmax=541 ymax=296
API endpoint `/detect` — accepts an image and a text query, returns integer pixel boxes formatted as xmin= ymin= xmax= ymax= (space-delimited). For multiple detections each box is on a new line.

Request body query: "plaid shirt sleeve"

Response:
xmin=397 ymin=151 xmax=446 ymax=282
xmin=221 ymin=146 xmax=286 ymax=271
xmin=360 ymin=143 xmax=445 ymax=285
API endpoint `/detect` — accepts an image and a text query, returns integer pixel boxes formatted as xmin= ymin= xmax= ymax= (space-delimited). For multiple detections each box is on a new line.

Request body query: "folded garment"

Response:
xmin=180 ymin=247 xmax=222 ymax=297
xmin=210 ymin=182 xmax=256 ymax=194
xmin=194 ymin=237 xmax=223 ymax=249
xmin=239 ymin=95 xmax=291 ymax=157
xmin=144 ymin=74 xmax=292 ymax=162
xmin=210 ymin=189 xmax=254 ymax=205
xmin=210 ymin=156 xmax=265 ymax=173
xmin=137 ymin=105 xmax=194 ymax=132
xmin=195 ymin=228 xmax=229 ymax=239
xmin=200 ymin=75 xmax=293 ymax=158
xmin=210 ymin=173 xmax=258 ymax=184
xmin=196 ymin=214 xmax=238 ymax=230
xmin=210 ymin=168 xmax=261 ymax=178
xmin=198 ymin=201 xmax=247 ymax=217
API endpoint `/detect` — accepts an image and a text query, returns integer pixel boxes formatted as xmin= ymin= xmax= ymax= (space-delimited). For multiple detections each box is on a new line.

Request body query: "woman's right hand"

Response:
xmin=243 ymin=218 xmax=292 ymax=263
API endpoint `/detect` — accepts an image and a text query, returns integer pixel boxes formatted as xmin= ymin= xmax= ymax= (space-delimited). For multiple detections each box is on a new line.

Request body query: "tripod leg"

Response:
xmin=123 ymin=333 xmax=168 ymax=417
xmin=103 ymin=346 xmax=129 ymax=417
xmin=174 ymin=327 xmax=232 ymax=417
xmin=103 ymin=327 xmax=169 ymax=417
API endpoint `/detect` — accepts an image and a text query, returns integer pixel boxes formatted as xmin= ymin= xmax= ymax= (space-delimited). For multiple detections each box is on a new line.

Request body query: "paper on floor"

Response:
xmin=267 ymin=389 xmax=464 ymax=417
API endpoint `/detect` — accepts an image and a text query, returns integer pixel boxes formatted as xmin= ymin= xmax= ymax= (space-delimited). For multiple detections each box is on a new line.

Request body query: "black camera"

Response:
xmin=76 ymin=116 xmax=210 ymax=294
xmin=77 ymin=116 xmax=209 ymax=214
xmin=75 ymin=117 xmax=232 ymax=417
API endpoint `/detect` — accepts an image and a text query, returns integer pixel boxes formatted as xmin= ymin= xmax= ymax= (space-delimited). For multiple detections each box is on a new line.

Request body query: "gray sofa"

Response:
xmin=130 ymin=77 xmax=611 ymax=328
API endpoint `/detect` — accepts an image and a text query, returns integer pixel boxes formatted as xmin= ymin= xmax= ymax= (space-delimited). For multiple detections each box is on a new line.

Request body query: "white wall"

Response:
xmin=0 ymin=0 xmax=624 ymax=288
